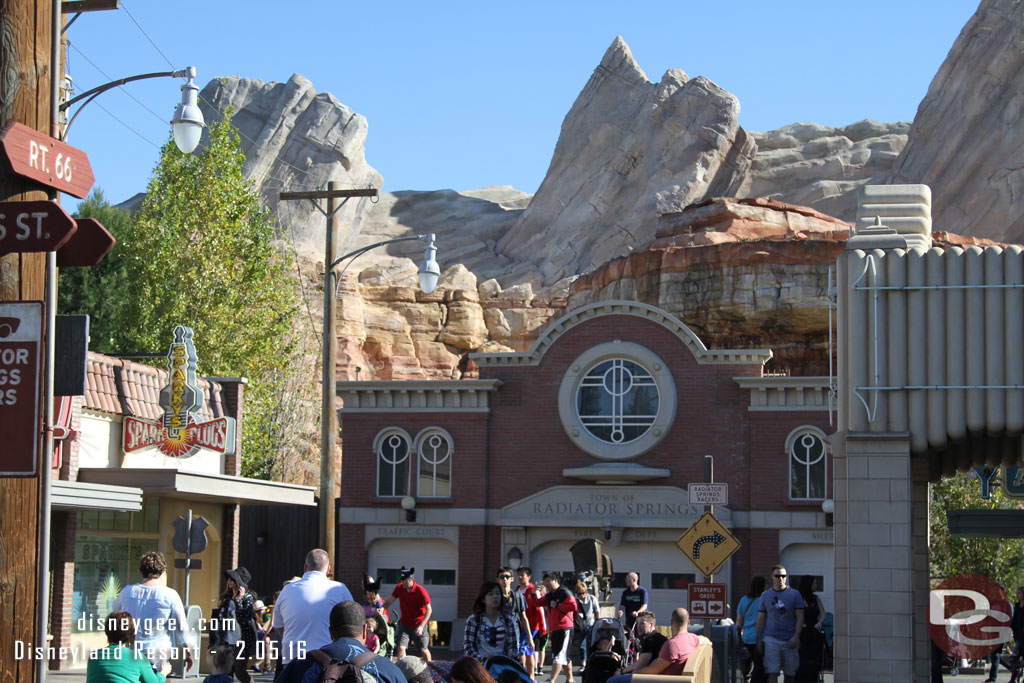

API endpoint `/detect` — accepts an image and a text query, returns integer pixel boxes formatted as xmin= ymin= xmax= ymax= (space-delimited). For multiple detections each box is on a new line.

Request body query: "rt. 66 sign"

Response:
xmin=0 ymin=122 xmax=95 ymax=198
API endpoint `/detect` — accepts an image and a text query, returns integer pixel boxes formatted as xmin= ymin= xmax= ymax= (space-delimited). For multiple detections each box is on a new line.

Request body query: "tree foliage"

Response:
xmin=58 ymin=190 xmax=131 ymax=353
xmin=929 ymin=470 xmax=1024 ymax=590
xmin=60 ymin=113 xmax=316 ymax=479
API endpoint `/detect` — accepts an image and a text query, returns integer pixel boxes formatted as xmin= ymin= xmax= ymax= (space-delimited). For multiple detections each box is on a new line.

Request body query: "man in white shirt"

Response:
xmin=271 ymin=549 xmax=353 ymax=665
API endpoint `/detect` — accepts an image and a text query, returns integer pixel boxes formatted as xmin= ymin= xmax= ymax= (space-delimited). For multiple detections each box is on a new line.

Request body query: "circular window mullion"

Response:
xmin=558 ymin=342 xmax=676 ymax=460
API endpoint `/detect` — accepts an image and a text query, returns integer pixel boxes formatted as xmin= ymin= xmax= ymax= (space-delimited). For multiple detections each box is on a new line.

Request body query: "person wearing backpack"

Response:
xmin=278 ymin=601 xmax=406 ymax=683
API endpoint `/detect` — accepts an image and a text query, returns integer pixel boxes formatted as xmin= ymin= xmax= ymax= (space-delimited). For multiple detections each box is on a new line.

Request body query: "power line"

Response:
xmin=120 ymin=0 xmax=177 ymax=71
xmin=93 ymin=101 xmax=161 ymax=149
xmin=67 ymin=41 xmax=171 ymax=127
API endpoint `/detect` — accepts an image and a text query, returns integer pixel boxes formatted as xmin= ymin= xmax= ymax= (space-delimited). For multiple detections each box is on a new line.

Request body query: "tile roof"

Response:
xmin=84 ymin=351 xmax=225 ymax=421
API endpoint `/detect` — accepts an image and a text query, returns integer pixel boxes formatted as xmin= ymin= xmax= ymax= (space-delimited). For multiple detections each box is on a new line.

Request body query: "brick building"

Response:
xmin=335 ymin=300 xmax=833 ymax=645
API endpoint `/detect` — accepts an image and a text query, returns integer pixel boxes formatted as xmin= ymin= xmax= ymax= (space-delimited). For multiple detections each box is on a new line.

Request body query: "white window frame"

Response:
xmin=374 ymin=427 xmax=412 ymax=498
xmin=414 ymin=427 xmax=454 ymax=498
xmin=786 ymin=426 xmax=829 ymax=501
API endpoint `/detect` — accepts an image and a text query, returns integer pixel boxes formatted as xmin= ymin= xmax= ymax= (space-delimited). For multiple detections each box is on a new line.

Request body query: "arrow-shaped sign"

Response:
xmin=692 ymin=531 xmax=725 ymax=558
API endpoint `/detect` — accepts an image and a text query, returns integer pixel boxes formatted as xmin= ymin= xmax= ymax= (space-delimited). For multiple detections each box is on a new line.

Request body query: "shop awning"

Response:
xmin=77 ymin=468 xmax=316 ymax=506
xmin=51 ymin=479 xmax=144 ymax=511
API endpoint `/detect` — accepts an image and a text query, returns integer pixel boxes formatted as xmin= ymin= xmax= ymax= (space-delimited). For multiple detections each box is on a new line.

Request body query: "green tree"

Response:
xmin=929 ymin=470 xmax=1024 ymax=591
xmin=62 ymin=112 xmax=313 ymax=479
xmin=58 ymin=190 xmax=132 ymax=353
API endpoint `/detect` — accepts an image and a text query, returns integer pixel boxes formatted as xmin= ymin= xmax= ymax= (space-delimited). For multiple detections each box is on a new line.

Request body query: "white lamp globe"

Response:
xmin=418 ymin=234 xmax=440 ymax=293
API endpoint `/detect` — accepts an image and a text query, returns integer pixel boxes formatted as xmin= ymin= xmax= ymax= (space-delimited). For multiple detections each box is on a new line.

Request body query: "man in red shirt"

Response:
xmin=383 ymin=567 xmax=433 ymax=661
xmin=542 ymin=572 xmax=578 ymax=683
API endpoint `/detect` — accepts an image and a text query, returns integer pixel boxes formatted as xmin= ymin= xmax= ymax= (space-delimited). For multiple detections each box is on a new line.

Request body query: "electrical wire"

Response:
xmin=67 ymin=42 xmax=171 ymax=127
xmin=120 ymin=0 xmax=177 ymax=71
xmin=93 ymin=101 xmax=161 ymax=149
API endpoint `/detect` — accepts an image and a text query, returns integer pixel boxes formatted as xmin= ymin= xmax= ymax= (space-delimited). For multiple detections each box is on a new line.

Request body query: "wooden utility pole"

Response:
xmin=279 ymin=183 xmax=377 ymax=572
xmin=0 ymin=0 xmax=52 ymax=680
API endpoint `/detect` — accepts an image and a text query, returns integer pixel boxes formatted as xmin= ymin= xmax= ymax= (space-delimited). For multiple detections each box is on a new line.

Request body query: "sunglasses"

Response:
xmin=498 ymin=574 xmax=513 ymax=579
xmin=487 ymin=626 xmax=498 ymax=647
xmin=774 ymin=574 xmax=787 ymax=578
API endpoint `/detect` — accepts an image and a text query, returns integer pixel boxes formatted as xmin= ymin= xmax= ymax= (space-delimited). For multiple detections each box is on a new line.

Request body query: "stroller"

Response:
xmin=483 ymin=655 xmax=533 ymax=683
xmin=583 ymin=619 xmax=628 ymax=683
xmin=367 ymin=612 xmax=395 ymax=658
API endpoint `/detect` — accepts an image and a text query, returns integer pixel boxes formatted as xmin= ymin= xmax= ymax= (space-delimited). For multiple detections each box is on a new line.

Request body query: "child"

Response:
xmin=364 ymin=617 xmax=381 ymax=653
xmin=205 ymin=645 xmax=235 ymax=683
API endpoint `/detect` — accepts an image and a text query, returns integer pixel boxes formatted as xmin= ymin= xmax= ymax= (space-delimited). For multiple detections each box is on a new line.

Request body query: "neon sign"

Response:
xmin=123 ymin=326 xmax=236 ymax=457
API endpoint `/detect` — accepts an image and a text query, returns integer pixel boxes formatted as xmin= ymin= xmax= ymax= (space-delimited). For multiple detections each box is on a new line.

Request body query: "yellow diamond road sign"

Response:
xmin=676 ymin=511 xmax=741 ymax=578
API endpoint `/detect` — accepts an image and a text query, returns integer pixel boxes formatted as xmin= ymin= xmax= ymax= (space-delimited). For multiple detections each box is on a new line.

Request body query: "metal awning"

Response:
xmin=947 ymin=509 xmax=1024 ymax=537
xmin=51 ymin=480 xmax=144 ymax=511
xmin=77 ymin=468 xmax=316 ymax=506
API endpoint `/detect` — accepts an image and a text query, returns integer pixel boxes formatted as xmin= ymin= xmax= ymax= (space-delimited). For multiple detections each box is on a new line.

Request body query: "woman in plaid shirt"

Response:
xmin=464 ymin=581 xmax=520 ymax=660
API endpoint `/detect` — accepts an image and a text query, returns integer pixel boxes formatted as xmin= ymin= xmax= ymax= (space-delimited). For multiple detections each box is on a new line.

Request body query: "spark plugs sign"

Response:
xmin=123 ymin=326 xmax=236 ymax=457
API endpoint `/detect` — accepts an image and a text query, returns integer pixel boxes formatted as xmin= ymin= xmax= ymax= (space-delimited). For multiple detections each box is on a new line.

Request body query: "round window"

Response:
xmin=559 ymin=342 xmax=676 ymax=460
xmin=576 ymin=359 xmax=660 ymax=444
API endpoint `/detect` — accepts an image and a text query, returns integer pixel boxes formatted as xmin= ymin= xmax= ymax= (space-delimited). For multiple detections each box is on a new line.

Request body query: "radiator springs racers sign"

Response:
xmin=123 ymin=326 xmax=235 ymax=458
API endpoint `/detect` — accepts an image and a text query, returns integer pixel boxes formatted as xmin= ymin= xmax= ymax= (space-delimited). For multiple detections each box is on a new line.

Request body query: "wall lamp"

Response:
xmin=401 ymin=495 xmax=417 ymax=523
xmin=822 ymin=498 xmax=834 ymax=527
xmin=506 ymin=546 xmax=523 ymax=570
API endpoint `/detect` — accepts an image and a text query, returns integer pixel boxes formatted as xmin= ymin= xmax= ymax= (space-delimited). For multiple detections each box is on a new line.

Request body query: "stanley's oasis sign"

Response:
xmin=123 ymin=326 xmax=236 ymax=457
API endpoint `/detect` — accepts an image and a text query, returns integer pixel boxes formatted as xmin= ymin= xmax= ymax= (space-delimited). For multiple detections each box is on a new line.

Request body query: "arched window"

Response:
xmin=375 ymin=428 xmax=412 ymax=497
xmin=787 ymin=427 xmax=828 ymax=500
xmin=415 ymin=428 xmax=453 ymax=498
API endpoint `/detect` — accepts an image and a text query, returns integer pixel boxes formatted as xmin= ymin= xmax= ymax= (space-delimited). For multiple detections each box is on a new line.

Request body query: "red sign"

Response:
xmin=57 ymin=217 xmax=115 ymax=267
xmin=0 ymin=200 xmax=78 ymax=253
xmin=123 ymin=416 xmax=235 ymax=456
xmin=0 ymin=122 xmax=95 ymax=198
xmin=687 ymin=583 xmax=727 ymax=619
xmin=0 ymin=302 xmax=42 ymax=476
xmin=928 ymin=573 xmax=1012 ymax=659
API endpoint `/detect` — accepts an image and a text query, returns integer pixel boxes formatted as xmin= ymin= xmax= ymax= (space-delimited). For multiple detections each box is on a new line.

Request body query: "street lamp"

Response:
xmin=279 ymin=182 xmax=441 ymax=569
xmin=60 ymin=66 xmax=206 ymax=153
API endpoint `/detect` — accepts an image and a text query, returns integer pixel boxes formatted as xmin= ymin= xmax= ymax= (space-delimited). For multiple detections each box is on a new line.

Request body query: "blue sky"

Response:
xmin=63 ymin=1 xmax=979 ymax=211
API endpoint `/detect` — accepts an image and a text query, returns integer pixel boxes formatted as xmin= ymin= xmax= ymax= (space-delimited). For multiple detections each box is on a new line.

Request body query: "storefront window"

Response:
xmin=73 ymin=498 xmax=160 ymax=634
xmin=422 ymin=569 xmax=456 ymax=586
xmin=651 ymin=572 xmax=695 ymax=590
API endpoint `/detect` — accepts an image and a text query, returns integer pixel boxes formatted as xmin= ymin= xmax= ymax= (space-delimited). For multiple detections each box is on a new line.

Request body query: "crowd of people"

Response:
xmin=89 ymin=549 xmax=840 ymax=683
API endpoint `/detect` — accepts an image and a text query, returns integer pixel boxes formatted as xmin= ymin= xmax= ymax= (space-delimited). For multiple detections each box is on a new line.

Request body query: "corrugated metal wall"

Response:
xmin=838 ymin=245 xmax=1024 ymax=479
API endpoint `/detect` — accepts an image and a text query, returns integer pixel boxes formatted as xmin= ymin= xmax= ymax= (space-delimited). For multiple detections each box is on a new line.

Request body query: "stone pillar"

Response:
xmin=833 ymin=432 xmax=918 ymax=682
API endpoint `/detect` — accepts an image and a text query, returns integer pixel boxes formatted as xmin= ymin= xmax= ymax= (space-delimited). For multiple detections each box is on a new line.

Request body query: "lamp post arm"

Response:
xmin=60 ymin=69 xmax=187 ymax=111
xmin=328 ymin=234 xmax=428 ymax=271
xmin=331 ymin=234 xmax=433 ymax=298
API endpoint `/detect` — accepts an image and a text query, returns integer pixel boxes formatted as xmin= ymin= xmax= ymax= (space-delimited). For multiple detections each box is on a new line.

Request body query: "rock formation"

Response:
xmin=742 ymin=120 xmax=909 ymax=221
xmin=172 ymin=0 xmax=1024 ymax=385
xmin=336 ymin=196 xmax=1003 ymax=381
xmin=496 ymin=38 xmax=754 ymax=286
xmin=883 ymin=0 xmax=1024 ymax=242
xmin=197 ymin=74 xmax=381 ymax=263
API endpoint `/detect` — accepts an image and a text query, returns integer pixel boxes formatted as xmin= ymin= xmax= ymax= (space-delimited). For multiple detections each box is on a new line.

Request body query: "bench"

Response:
xmin=630 ymin=642 xmax=712 ymax=683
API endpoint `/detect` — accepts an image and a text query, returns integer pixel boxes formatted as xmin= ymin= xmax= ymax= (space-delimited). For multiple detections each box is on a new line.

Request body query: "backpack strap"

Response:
xmin=349 ymin=650 xmax=377 ymax=668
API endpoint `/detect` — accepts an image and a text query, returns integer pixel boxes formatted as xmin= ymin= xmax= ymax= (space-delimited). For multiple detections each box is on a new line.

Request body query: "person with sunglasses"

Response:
xmin=755 ymin=566 xmax=804 ymax=683
xmin=497 ymin=567 xmax=536 ymax=675
xmin=464 ymin=581 xmax=519 ymax=661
